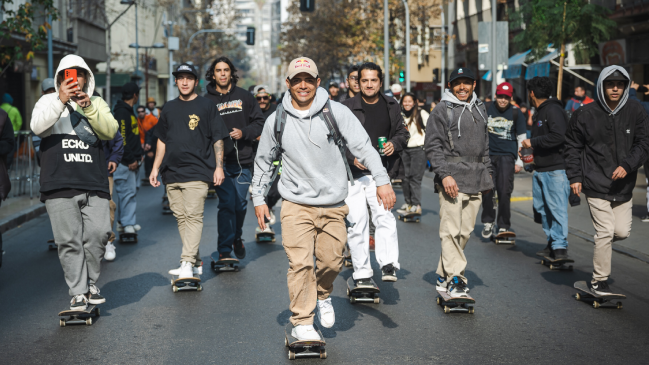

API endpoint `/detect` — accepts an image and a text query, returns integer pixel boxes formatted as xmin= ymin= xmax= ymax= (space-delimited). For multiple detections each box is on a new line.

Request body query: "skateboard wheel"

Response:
xmin=416 ymin=219 xmax=420 ymax=223
xmin=617 ymin=302 xmax=623 ymax=309
xmin=593 ymin=301 xmax=600 ymax=309
xmin=444 ymin=306 xmax=450 ymax=314
xmin=346 ymin=288 xmax=350 ymax=296
xmin=288 ymin=350 xmax=295 ymax=360
xmin=373 ymin=297 xmax=380 ymax=304
xmin=86 ymin=318 xmax=92 ymax=325
xmin=197 ymin=285 xmax=203 ymax=292
xmin=60 ymin=319 xmax=66 ymax=327
xmin=285 ymin=337 xmax=289 ymax=347
xmin=540 ymin=260 xmax=545 ymax=265
xmin=468 ymin=307 xmax=475 ymax=314
xmin=95 ymin=308 xmax=100 ymax=316
xmin=575 ymin=293 xmax=581 ymax=301
xmin=549 ymin=264 xmax=555 ymax=270
xmin=320 ymin=350 xmax=327 ymax=359
xmin=436 ymin=297 xmax=440 ymax=305
xmin=172 ymin=286 xmax=178 ymax=293
xmin=350 ymin=297 xmax=356 ymax=304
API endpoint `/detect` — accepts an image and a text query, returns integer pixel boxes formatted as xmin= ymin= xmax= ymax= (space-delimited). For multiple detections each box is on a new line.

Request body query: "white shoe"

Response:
xmin=269 ymin=210 xmax=276 ymax=225
xmin=256 ymin=226 xmax=273 ymax=234
xmin=69 ymin=294 xmax=88 ymax=311
xmin=117 ymin=222 xmax=124 ymax=233
xmin=317 ymin=297 xmax=335 ymax=328
xmin=133 ymin=224 xmax=141 ymax=231
xmin=396 ymin=204 xmax=411 ymax=215
xmin=399 ymin=203 xmax=408 ymax=210
xmin=124 ymin=225 xmax=136 ymax=234
xmin=291 ymin=324 xmax=321 ymax=341
xmin=168 ymin=263 xmax=202 ymax=276
xmin=178 ymin=261 xmax=194 ymax=278
xmin=104 ymin=242 xmax=116 ymax=261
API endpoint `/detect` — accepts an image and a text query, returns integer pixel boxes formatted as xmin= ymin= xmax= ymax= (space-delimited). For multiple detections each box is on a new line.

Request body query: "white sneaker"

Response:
xmin=269 ymin=210 xmax=276 ymax=225
xmin=256 ymin=225 xmax=273 ymax=234
xmin=317 ymin=297 xmax=335 ymax=328
xmin=104 ymin=242 xmax=116 ymax=261
xmin=69 ymin=294 xmax=88 ymax=311
xmin=291 ymin=324 xmax=321 ymax=341
xmin=396 ymin=204 xmax=411 ymax=215
xmin=168 ymin=262 xmax=202 ymax=276
xmin=178 ymin=261 xmax=193 ymax=278
xmin=124 ymin=225 xmax=136 ymax=234
xmin=133 ymin=224 xmax=141 ymax=231
xmin=117 ymin=222 xmax=124 ymax=233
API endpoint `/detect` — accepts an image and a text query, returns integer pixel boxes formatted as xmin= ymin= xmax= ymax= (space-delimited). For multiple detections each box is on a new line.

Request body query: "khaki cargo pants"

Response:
xmin=167 ymin=181 xmax=209 ymax=264
xmin=281 ymin=200 xmax=349 ymax=326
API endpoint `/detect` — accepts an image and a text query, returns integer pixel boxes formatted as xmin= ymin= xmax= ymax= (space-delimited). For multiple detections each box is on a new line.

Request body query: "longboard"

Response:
xmin=436 ymin=289 xmax=475 ymax=314
xmin=284 ymin=322 xmax=326 ymax=360
xmin=255 ymin=227 xmax=276 ymax=243
xmin=58 ymin=304 xmax=99 ymax=327
xmin=537 ymin=254 xmax=574 ymax=271
xmin=210 ymin=253 xmax=239 ymax=272
xmin=574 ymin=281 xmax=625 ymax=309
xmin=119 ymin=233 xmax=138 ymax=243
xmin=170 ymin=276 xmax=202 ymax=292
xmin=492 ymin=231 xmax=516 ymax=245
xmin=397 ymin=212 xmax=421 ymax=223
xmin=346 ymin=277 xmax=380 ymax=304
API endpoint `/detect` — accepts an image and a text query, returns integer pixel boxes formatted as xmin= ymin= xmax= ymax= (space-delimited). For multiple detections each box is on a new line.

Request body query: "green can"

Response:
xmin=378 ymin=136 xmax=387 ymax=156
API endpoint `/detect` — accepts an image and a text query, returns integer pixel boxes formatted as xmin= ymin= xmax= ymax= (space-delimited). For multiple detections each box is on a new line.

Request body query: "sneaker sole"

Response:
xmin=382 ymin=275 xmax=397 ymax=282
xmin=88 ymin=298 xmax=106 ymax=304
xmin=69 ymin=306 xmax=88 ymax=312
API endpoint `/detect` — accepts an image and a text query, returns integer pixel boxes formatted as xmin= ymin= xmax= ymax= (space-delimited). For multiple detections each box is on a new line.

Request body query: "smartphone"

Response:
xmin=64 ymin=69 xmax=78 ymax=86
xmin=639 ymin=86 xmax=648 ymax=93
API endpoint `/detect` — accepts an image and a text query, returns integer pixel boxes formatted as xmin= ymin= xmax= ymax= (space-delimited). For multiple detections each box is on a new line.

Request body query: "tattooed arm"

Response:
xmin=213 ymin=139 xmax=225 ymax=185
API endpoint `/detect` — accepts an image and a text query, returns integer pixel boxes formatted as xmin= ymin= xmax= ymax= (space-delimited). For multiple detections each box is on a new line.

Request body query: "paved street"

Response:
xmin=2 ymin=174 xmax=649 ymax=364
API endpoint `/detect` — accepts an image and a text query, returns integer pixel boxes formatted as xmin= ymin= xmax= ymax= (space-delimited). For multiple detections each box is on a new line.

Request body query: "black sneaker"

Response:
xmin=481 ymin=222 xmax=494 ymax=239
xmin=70 ymin=294 xmax=88 ymax=311
xmin=447 ymin=276 xmax=469 ymax=297
xmin=536 ymin=241 xmax=552 ymax=256
xmin=233 ymin=238 xmax=246 ymax=259
xmin=642 ymin=213 xmax=649 ymax=223
xmin=551 ymin=248 xmax=568 ymax=260
xmin=381 ymin=264 xmax=397 ymax=282
xmin=219 ymin=252 xmax=232 ymax=260
xmin=87 ymin=285 xmax=106 ymax=304
xmin=354 ymin=278 xmax=374 ymax=288
xmin=590 ymin=280 xmax=612 ymax=295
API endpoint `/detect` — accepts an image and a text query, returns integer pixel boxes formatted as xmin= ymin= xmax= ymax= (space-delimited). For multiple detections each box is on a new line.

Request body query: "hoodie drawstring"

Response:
xmin=307 ymin=115 xmax=321 ymax=148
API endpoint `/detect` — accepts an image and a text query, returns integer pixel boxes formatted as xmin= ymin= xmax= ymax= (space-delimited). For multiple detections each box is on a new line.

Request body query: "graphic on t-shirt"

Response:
xmin=216 ymin=99 xmax=243 ymax=115
xmin=189 ymin=114 xmax=200 ymax=130
xmin=487 ymin=116 xmax=515 ymax=141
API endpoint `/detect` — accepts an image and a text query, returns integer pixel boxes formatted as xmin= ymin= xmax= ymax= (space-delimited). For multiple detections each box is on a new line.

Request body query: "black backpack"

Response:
xmin=264 ymin=100 xmax=354 ymax=196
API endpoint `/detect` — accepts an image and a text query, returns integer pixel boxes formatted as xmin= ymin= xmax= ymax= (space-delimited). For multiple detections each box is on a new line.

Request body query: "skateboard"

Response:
xmin=397 ymin=212 xmax=420 ymax=223
xmin=207 ymin=189 xmax=217 ymax=199
xmin=492 ymin=231 xmax=516 ymax=245
xmin=436 ymin=289 xmax=475 ymax=314
xmin=574 ymin=281 xmax=625 ymax=309
xmin=537 ymin=254 xmax=574 ymax=271
xmin=170 ymin=276 xmax=202 ymax=292
xmin=346 ymin=277 xmax=380 ymax=304
xmin=119 ymin=233 xmax=138 ymax=243
xmin=58 ymin=305 xmax=100 ymax=327
xmin=210 ymin=253 xmax=240 ymax=272
xmin=255 ymin=227 xmax=276 ymax=243
xmin=284 ymin=322 xmax=326 ymax=360
xmin=48 ymin=239 xmax=57 ymax=251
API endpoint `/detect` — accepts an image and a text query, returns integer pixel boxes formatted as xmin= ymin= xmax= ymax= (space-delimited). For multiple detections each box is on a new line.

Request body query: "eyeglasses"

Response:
xmin=348 ymin=76 xmax=359 ymax=81
xmin=256 ymin=96 xmax=269 ymax=101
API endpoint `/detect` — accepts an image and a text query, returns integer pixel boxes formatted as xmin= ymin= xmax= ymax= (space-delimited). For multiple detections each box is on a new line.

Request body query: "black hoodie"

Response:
xmin=530 ymin=97 xmax=568 ymax=172
xmin=113 ymin=99 xmax=143 ymax=166
xmin=204 ymin=84 xmax=265 ymax=165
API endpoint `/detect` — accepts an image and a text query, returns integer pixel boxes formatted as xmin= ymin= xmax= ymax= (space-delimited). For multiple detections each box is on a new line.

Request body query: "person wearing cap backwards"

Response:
xmin=150 ymin=63 xmax=230 ymax=278
xmin=204 ymin=56 xmax=265 ymax=262
xmin=521 ymin=77 xmax=571 ymax=260
xmin=480 ymin=82 xmax=527 ymax=239
xmin=146 ymin=97 xmax=159 ymax=118
xmin=31 ymin=54 xmax=118 ymax=311
xmin=390 ymin=84 xmax=402 ymax=102
xmin=425 ymin=67 xmax=493 ymax=298
xmin=113 ymin=82 xmax=144 ymax=237
xmin=252 ymin=57 xmax=394 ymax=341
xmin=564 ymin=66 xmax=649 ymax=295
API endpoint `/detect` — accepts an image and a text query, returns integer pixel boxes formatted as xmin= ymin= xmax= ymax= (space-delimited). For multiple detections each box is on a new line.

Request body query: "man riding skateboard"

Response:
xmin=252 ymin=57 xmax=394 ymax=341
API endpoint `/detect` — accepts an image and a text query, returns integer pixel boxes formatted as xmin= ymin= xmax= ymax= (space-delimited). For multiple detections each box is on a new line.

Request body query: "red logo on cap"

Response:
xmin=295 ymin=59 xmax=311 ymax=68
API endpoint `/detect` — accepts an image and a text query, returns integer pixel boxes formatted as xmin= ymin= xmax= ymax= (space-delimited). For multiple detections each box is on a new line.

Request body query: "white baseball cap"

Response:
xmin=391 ymin=84 xmax=403 ymax=94
xmin=286 ymin=57 xmax=319 ymax=79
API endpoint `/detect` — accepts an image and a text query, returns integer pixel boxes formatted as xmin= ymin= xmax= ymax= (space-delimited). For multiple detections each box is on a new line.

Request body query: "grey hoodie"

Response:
xmin=251 ymin=87 xmax=389 ymax=207
xmin=597 ymin=65 xmax=630 ymax=115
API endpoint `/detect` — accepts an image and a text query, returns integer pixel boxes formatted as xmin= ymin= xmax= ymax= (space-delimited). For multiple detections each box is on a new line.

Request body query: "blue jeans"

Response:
xmin=114 ymin=163 xmax=138 ymax=226
xmin=532 ymin=170 xmax=569 ymax=249
xmin=216 ymin=164 xmax=252 ymax=253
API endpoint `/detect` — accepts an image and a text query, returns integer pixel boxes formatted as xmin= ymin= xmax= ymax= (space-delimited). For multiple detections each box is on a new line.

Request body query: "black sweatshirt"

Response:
xmin=530 ymin=98 xmax=568 ymax=172
xmin=204 ymin=84 xmax=265 ymax=165
xmin=113 ymin=100 xmax=143 ymax=166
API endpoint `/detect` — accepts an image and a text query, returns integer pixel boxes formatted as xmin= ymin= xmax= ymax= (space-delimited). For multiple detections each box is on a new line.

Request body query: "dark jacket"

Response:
xmin=103 ymin=131 xmax=124 ymax=177
xmin=113 ymin=100 xmax=143 ymax=166
xmin=530 ymin=98 xmax=567 ymax=172
xmin=565 ymin=97 xmax=649 ymax=202
xmin=145 ymin=124 xmax=158 ymax=156
xmin=342 ymin=92 xmax=409 ymax=179
xmin=204 ymin=84 xmax=265 ymax=165
xmin=629 ymin=88 xmax=649 ymax=117
xmin=0 ymin=109 xmax=14 ymax=200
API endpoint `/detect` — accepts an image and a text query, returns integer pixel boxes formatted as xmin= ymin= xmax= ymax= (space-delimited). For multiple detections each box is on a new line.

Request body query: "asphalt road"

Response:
xmin=1 ymin=175 xmax=648 ymax=364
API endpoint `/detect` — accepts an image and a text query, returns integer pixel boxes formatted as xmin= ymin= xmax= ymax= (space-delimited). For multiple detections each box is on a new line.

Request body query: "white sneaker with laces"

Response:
xmin=269 ymin=210 xmax=276 ymax=226
xmin=317 ymin=297 xmax=335 ymax=328
xmin=104 ymin=242 xmax=116 ymax=261
xmin=169 ymin=263 xmax=202 ymax=276
xmin=291 ymin=324 xmax=321 ymax=341
xmin=70 ymin=294 xmax=88 ymax=311
xmin=124 ymin=225 xmax=136 ymax=234
xmin=133 ymin=224 xmax=141 ymax=231
xmin=178 ymin=261 xmax=194 ymax=278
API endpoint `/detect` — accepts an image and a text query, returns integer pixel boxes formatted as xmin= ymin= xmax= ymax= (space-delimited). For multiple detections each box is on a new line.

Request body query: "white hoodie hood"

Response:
xmin=441 ymin=89 xmax=487 ymax=138
xmin=597 ymin=65 xmax=630 ymax=115
xmin=54 ymin=55 xmax=96 ymax=97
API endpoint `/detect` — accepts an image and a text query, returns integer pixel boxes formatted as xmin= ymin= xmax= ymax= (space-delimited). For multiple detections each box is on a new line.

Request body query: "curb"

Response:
xmin=511 ymin=207 xmax=649 ymax=265
xmin=0 ymin=203 xmax=47 ymax=234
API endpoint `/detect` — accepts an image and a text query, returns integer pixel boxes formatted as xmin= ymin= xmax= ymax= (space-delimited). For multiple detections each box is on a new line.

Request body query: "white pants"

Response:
xmin=344 ymin=175 xmax=400 ymax=280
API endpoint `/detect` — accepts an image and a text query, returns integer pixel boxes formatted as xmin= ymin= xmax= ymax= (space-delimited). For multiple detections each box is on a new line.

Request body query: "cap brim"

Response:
xmin=288 ymin=71 xmax=318 ymax=80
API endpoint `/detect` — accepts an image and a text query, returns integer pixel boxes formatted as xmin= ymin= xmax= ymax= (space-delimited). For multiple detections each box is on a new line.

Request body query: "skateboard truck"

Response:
xmin=170 ymin=276 xmax=202 ymax=292
xmin=58 ymin=305 xmax=100 ymax=327
xmin=436 ymin=290 xmax=475 ymax=314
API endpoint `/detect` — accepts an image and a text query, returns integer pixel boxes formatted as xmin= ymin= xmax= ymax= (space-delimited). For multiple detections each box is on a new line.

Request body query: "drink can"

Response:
xmin=378 ymin=136 xmax=387 ymax=156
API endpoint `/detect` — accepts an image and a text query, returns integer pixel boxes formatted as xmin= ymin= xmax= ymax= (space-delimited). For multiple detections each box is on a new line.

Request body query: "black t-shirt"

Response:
xmin=262 ymin=103 xmax=277 ymax=121
xmin=486 ymin=102 xmax=527 ymax=158
xmin=361 ymin=96 xmax=391 ymax=152
xmin=154 ymin=95 xmax=229 ymax=184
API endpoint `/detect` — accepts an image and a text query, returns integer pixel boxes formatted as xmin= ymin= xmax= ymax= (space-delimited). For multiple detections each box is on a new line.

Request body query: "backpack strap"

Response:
xmin=445 ymin=101 xmax=455 ymax=151
xmin=321 ymin=100 xmax=354 ymax=186
xmin=264 ymin=104 xmax=287 ymax=196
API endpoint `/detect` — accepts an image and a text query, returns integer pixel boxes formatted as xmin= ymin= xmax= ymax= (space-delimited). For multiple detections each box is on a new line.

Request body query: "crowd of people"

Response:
xmin=20 ymin=51 xmax=649 ymax=342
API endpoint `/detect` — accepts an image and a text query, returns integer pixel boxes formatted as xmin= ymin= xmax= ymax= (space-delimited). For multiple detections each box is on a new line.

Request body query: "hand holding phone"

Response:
xmin=64 ymin=69 xmax=78 ymax=86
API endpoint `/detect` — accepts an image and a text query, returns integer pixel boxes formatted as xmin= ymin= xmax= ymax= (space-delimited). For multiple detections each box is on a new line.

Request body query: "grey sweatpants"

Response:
xmin=46 ymin=193 xmax=111 ymax=296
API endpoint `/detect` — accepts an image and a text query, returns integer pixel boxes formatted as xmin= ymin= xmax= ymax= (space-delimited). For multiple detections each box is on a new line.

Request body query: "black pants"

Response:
xmin=481 ymin=155 xmax=515 ymax=229
xmin=401 ymin=147 xmax=427 ymax=206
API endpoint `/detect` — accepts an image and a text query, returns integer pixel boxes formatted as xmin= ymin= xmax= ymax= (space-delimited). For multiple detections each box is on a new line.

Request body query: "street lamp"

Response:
xmin=129 ymin=43 xmax=165 ymax=100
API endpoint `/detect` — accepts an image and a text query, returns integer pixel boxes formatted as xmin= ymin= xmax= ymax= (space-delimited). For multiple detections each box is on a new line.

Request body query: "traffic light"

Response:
xmin=245 ymin=27 xmax=255 ymax=46
xmin=300 ymin=0 xmax=315 ymax=12
xmin=433 ymin=68 xmax=439 ymax=82
xmin=399 ymin=70 xmax=405 ymax=83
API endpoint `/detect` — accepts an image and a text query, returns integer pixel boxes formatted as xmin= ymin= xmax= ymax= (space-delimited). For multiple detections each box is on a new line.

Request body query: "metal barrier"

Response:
xmin=7 ymin=131 xmax=40 ymax=199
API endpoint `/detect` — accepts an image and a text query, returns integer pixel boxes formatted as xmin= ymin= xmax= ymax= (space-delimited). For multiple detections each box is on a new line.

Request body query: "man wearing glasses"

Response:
xmin=254 ymin=85 xmax=277 ymax=119
xmin=338 ymin=65 xmax=361 ymax=103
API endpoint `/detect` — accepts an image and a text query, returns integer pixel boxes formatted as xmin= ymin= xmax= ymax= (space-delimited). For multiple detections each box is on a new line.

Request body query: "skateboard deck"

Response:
xmin=492 ymin=231 xmax=516 ymax=245
xmin=48 ymin=239 xmax=57 ymax=251
xmin=574 ymin=281 xmax=625 ymax=309
xmin=284 ymin=322 xmax=326 ymax=360
xmin=346 ymin=277 xmax=380 ymax=304
xmin=119 ymin=233 xmax=138 ymax=243
xmin=436 ymin=289 xmax=475 ymax=314
xmin=397 ymin=212 xmax=421 ymax=223
xmin=210 ymin=253 xmax=240 ymax=272
xmin=58 ymin=304 xmax=99 ymax=326
xmin=255 ymin=228 xmax=276 ymax=243
xmin=170 ymin=276 xmax=202 ymax=292
xmin=537 ymin=254 xmax=574 ymax=271
xmin=207 ymin=189 xmax=217 ymax=199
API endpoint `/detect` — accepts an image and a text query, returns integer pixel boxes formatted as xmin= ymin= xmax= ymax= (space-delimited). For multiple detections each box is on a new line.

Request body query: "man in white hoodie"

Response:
xmin=31 ymin=55 xmax=118 ymax=311
xmin=252 ymin=57 xmax=395 ymax=341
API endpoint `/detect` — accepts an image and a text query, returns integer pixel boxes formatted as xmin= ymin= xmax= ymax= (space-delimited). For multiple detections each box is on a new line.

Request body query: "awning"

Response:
xmin=503 ymin=50 xmax=532 ymax=79
xmin=525 ymin=50 xmax=559 ymax=80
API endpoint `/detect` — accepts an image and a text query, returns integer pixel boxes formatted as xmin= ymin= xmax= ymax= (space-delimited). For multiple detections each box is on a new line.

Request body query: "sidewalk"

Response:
xmin=0 ymin=194 xmax=45 ymax=234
